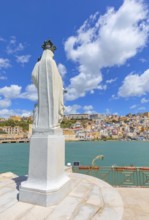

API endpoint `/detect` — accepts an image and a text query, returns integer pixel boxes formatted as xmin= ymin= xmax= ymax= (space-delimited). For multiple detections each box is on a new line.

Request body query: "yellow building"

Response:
xmin=63 ymin=129 xmax=76 ymax=141
xmin=9 ymin=116 xmax=21 ymax=121
xmin=144 ymin=112 xmax=149 ymax=118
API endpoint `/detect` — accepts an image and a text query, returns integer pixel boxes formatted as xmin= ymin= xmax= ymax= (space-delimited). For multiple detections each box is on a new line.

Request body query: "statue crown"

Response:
xmin=42 ymin=40 xmax=56 ymax=53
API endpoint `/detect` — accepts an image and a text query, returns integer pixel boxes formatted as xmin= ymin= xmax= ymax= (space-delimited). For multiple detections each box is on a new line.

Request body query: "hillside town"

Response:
xmin=63 ymin=112 xmax=149 ymax=141
xmin=0 ymin=112 xmax=149 ymax=143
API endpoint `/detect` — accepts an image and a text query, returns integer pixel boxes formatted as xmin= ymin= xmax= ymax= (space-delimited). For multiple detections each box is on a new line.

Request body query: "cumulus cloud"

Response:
xmin=106 ymin=78 xmax=117 ymax=84
xmin=0 ymin=99 xmax=11 ymax=108
xmin=64 ymin=104 xmax=81 ymax=114
xmin=141 ymin=97 xmax=149 ymax=103
xmin=64 ymin=104 xmax=96 ymax=114
xmin=118 ymin=69 xmax=149 ymax=97
xmin=111 ymin=94 xmax=119 ymax=100
xmin=20 ymin=84 xmax=37 ymax=101
xmin=0 ymin=85 xmax=22 ymax=111
xmin=0 ymin=108 xmax=32 ymax=118
xmin=0 ymin=75 xmax=7 ymax=80
xmin=139 ymin=58 xmax=147 ymax=63
xmin=0 ymin=84 xmax=37 ymax=110
xmin=105 ymin=108 xmax=111 ymax=115
xmin=83 ymin=105 xmax=96 ymax=114
xmin=138 ymin=106 xmax=146 ymax=111
xmin=0 ymin=84 xmax=37 ymax=117
xmin=130 ymin=105 xmax=137 ymax=109
xmin=0 ymin=85 xmax=21 ymax=99
xmin=58 ymin=63 xmax=67 ymax=78
xmin=16 ymin=55 xmax=31 ymax=65
xmin=64 ymin=0 xmax=149 ymax=101
xmin=20 ymin=110 xmax=32 ymax=117
xmin=0 ymin=109 xmax=16 ymax=118
xmin=0 ymin=58 xmax=11 ymax=69
xmin=6 ymin=36 xmax=25 ymax=54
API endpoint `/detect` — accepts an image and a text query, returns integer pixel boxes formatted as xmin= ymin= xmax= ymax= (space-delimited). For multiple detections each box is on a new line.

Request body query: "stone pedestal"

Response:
xmin=19 ymin=131 xmax=70 ymax=206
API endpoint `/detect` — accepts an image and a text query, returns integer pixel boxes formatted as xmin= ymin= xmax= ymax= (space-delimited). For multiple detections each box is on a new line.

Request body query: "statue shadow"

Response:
xmin=12 ymin=176 xmax=27 ymax=201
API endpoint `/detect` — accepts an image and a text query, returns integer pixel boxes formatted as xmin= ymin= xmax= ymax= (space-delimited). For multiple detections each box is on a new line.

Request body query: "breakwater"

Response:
xmin=0 ymin=138 xmax=29 ymax=144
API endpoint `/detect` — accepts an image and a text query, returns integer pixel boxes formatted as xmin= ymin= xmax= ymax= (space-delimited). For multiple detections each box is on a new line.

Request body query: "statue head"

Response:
xmin=42 ymin=40 xmax=56 ymax=53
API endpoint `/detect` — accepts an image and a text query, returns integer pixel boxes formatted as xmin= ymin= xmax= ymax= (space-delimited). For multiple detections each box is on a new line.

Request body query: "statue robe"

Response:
xmin=32 ymin=49 xmax=64 ymax=129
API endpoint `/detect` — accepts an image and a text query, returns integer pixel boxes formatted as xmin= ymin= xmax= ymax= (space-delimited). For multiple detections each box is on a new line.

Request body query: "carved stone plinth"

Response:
xmin=19 ymin=132 xmax=70 ymax=206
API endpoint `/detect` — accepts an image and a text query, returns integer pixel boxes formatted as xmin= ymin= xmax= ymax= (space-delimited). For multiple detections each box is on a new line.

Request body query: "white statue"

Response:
xmin=19 ymin=40 xmax=70 ymax=207
xmin=32 ymin=40 xmax=64 ymax=130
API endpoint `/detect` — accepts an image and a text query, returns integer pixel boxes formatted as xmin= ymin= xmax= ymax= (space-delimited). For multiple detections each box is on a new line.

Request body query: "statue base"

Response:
xmin=19 ymin=132 xmax=70 ymax=206
xmin=19 ymin=178 xmax=71 ymax=206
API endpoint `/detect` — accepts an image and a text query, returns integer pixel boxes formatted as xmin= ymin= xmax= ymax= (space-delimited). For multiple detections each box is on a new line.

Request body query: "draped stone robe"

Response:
xmin=32 ymin=49 xmax=64 ymax=130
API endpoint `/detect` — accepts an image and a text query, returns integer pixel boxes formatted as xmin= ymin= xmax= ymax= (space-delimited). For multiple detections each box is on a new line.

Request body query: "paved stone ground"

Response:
xmin=117 ymin=187 xmax=149 ymax=220
xmin=0 ymin=172 xmax=123 ymax=220
xmin=2 ymin=172 xmax=149 ymax=219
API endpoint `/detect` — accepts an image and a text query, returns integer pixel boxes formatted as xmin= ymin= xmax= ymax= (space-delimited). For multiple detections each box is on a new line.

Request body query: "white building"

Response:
xmin=1 ymin=126 xmax=23 ymax=135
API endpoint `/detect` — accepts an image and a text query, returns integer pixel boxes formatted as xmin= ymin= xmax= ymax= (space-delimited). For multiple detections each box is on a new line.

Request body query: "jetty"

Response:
xmin=0 ymin=138 xmax=29 ymax=144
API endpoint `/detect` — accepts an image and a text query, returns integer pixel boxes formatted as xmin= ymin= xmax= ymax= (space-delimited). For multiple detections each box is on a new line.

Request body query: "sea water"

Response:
xmin=0 ymin=141 xmax=149 ymax=176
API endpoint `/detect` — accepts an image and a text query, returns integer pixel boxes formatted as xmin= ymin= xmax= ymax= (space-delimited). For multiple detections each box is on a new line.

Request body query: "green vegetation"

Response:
xmin=61 ymin=118 xmax=92 ymax=129
xmin=0 ymin=119 xmax=32 ymax=131
xmin=0 ymin=129 xmax=7 ymax=134
xmin=61 ymin=118 xmax=77 ymax=128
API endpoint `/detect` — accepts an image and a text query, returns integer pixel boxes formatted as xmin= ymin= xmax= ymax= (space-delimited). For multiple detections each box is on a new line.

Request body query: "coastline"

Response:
xmin=0 ymin=139 xmax=149 ymax=144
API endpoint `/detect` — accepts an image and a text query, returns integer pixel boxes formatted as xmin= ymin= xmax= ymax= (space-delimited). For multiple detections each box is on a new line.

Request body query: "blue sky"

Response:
xmin=0 ymin=0 xmax=149 ymax=118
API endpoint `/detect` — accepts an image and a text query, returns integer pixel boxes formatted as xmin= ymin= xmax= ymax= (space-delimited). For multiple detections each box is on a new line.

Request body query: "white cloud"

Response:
xmin=64 ymin=71 xmax=102 ymax=100
xmin=139 ymin=58 xmax=147 ymax=63
xmin=0 ymin=85 xmax=21 ymax=99
xmin=141 ymin=97 xmax=149 ymax=103
xmin=118 ymin=69 xmax=149 ymax=97
xmin=64 ymin=104 xmax=96 ymax=114
xmin=83 ymin=105 xmax=96 ymax=114
xmin=0 ymin=84 xmax=37 ymax=104
xmin=57 ymin=63 xmax=67 ymax=78
xmin=64 ymin=0 xmax=149 ymax=101
xmin=0 ymin=58 xmax=11 ymax=69
xmin=6 ymin=36 xmax=25 ymax=54
xmin=105 ymin=108 xmax=111 ymax=115
xmin=90 ymin=90 xmax=94 ymax=94
xmin=111 ymin=94 xmax=119 ymax=100
xmin=20 ymin=110 xmax=32 ymax=117
xmin=64 ymin=104 xmax=81 ymax=114
xmin=0 ymin=108 xmax=32 ymax=118
xmin=130 ymin=105 xmax=137 ymax=109
xmin=0 ymin=109 xmax=16 ymax=118
xmin=20 ymin=84 xmax=37 ymax=101
xmin=138 ymin=106 xmax=146 ymax=111
xmin=106 ymin=78 xmax=117 ymax=84
xmin=0 ymin=75 xmax=7 ymax=80
xmin=0 ymin=99 xmax=11 ymax=108
xmin=16 ymin=55 xmax=31 ymax=65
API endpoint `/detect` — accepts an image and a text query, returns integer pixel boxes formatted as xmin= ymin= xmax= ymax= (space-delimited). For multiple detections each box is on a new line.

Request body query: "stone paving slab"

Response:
xmin=1 ymin=172 xmax=149 ymax=219
xmin=117 ymin=187 xmax=149 ymax=220
xmin=0 ymin=172 xmax=123 ymax=220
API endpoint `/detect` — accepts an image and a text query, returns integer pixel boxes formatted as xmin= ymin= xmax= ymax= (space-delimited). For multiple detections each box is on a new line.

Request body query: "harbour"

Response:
xmin=0 ymin=140 xmax=149 ymax=219
xmin=0 ymin=141 xmax=149 ymax=176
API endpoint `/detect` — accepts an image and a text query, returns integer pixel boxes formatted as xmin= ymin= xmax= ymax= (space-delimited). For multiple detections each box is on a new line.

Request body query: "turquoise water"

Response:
xmin=0 ymin=141 xmax=149 ymax=176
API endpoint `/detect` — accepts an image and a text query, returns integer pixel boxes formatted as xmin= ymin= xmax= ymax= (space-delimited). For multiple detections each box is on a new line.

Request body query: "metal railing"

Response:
xmin=72 ymin=166 xmax=149 ymax=187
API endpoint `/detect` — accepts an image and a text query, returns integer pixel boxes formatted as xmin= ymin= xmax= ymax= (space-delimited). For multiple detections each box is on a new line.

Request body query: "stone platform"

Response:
xmin=0 ymin=172 xmax=123 ymax=220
